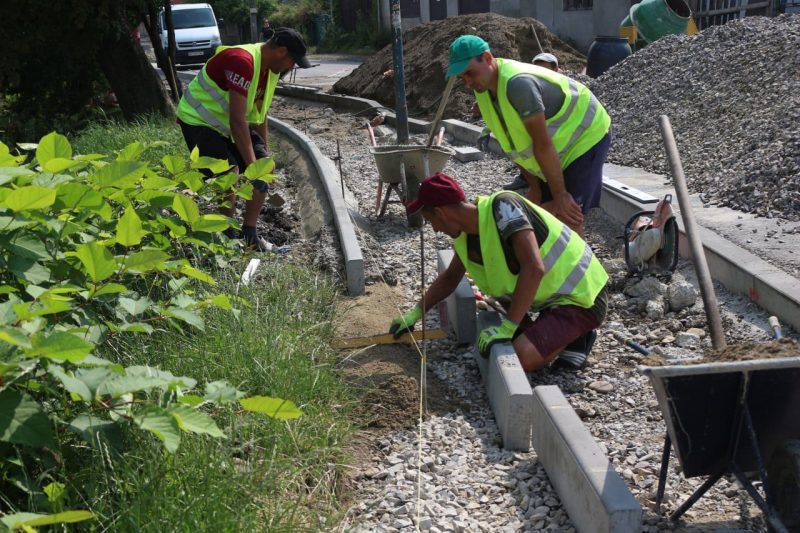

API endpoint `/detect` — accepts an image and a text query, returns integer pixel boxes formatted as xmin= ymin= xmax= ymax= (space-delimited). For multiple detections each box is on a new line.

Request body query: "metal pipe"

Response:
xmin=659 ymin=115 xmax=727 ymax=350
xmin=390 ymin=0 xmax=409 ymax=144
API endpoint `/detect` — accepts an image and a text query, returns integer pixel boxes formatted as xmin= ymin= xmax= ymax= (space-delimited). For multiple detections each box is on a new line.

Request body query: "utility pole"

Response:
xmin=390 ymin=0 xmax=409 ymax=144
xmin=249 ymin=0 xmax=258 ymax=42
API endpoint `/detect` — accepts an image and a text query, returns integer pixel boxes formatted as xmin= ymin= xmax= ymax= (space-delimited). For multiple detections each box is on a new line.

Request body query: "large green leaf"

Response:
xmin=117 ymin=296 xmax=153 ymax=317
xmin=1 ymin=510 xmax=94 ymax=528
xmin=204 ymin=380 xmax=245 ymax=405
xmin=172 ymin=195 xmax=199 ymax=225
xmin=125 ymin=366 xmax=196 ymax=390
xmin=92 ymin=160 xmax=146 ymax=189
xmin=2 ymin=185 xmax=57 ymax=212
xmin=165 ymin=307 xmax=205 ymax=330
xmin=133 ymin=406 xmax=181 ymax=452
xmin=27 ymin=331 xmax=93 ymax=362
xmin=74 ymin=367 xmax=118 ymax=397
xmin=161 ymin=154 xmax=185 ymax=175
xmin=115 ymin=206 xmax=146 ymax=247
xmin=243 ymin=157 xmax=277 ymax=183
xmin=191 ymin=214 xmax=233 ymax=233
xmin=43 ymin=157 xmax=83 ymax=173
xmin=117 ymin=141 xmax=144 ymax=161
xmin=8 ymin=232 xmax=49 ymax=260
xmin=68 ymin=414 xmax=122 ymax=451
xmin=74 ymin=242 xmax=117 ymax=282
xmin=0 ymin=389 xmax=55 ymax=447
xmin=239 ymin=396 xmax=303 ymax=420
xmin=180 ymin=265 xmax=216 ymax=285
xmin=48 ymin=366 xmax=92 ymax=402
xmin=96 ymin=375 xmax=170 ymax=398
xmin=55 ymin=182 xmax=104 ymax=210
xmin=35 ymin=132 xmax=72 ymax=164
xmin=168 ymin=404 xmax=225 ymax=438
xmin=0 ymin=327 xmax=31 ymax=348
xmin=8 ymin=256 xmax=51 ymax=285
xmin=190 ymin=155 xmax=232 ymax=174
xmin=124 ymin=249 xmax=168 ymax=273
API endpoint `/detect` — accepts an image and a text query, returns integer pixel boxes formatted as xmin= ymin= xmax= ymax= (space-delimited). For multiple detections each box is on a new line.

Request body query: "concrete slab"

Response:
xmin=269 ymin=117 xmax=364 ymax=295
xmin=474 ymin=311 xmax=533 ymax=451
xmin=453 ymin=146 xmax=484 ymax=163
xmin=532 ymin=386 xmax=642 ymax=533
xmin=436 ymin=250 xmax=476 ymax=344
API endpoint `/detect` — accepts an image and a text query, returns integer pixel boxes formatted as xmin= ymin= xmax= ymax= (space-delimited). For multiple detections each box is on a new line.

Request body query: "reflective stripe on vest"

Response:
xmin=452 ymin=191 xmax=608 ymax=310
xmin=176 ymin=44 xmax=279 ymax=137
xmin=475 ymin=59 xmax=611 ymax=180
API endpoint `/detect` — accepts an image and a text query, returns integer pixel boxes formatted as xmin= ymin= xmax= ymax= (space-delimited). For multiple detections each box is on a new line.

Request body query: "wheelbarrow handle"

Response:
xmin=366 ymin=121 xmax=377 ymax=148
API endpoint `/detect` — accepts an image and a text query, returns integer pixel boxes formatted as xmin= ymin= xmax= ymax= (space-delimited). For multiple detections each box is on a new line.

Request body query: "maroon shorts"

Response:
xmin=520 ymin=303 xmax=602 ymax=358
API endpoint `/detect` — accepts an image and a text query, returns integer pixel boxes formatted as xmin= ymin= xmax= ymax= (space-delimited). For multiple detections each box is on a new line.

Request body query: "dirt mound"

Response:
xmin=333 ymin=13 xmax=586 ymax=120
xmin=705 ymin=338 xmax=799 ymax=363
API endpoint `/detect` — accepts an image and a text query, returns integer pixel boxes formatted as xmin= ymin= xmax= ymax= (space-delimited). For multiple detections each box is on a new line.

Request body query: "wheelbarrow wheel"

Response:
xmin=767 ymin=439 xmax=800 ymax=532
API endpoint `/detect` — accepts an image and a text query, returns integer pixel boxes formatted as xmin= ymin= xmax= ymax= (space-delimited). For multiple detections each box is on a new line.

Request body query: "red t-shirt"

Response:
xmin=205 ymin=48 xmax=268 ymax=99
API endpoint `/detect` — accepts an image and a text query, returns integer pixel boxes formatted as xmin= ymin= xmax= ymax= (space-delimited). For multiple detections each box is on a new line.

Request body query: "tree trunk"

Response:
xmin=142 ymin=0 xmax=181 ymax=103
xmin=97 ymin=29 xmax=174 ymax=119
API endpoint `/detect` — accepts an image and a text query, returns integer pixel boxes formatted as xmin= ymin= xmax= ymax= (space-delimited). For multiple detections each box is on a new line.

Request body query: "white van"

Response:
xmin=160 ymin=3 xmax=221 ymax=66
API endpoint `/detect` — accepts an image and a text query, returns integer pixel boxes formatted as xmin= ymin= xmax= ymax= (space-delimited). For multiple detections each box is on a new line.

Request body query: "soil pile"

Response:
xmin=333 ymin=13 xmax=585 ymax=120
xmin=705 ymin=338 xmax=799 ymax=362
xmin=589 ymin=15 xmax=800 ymax=220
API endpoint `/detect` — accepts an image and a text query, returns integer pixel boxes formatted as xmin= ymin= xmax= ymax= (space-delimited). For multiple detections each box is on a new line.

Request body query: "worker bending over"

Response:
xmin=389 ymin=173 xmax=608 ymax=370
xmin=453 ymin=35 xmax=611 ymax=237
xmin=177 ymin=27 xmax=310 ymax=251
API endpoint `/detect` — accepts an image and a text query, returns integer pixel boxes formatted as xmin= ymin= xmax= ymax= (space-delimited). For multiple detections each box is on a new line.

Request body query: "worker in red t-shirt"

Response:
xmin=177 ymin=28 xmax=311 ymax=251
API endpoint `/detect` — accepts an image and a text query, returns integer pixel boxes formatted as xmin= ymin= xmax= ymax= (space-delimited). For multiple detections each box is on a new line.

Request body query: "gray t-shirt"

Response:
xmin=491 ymin=73 xmax=566 ymax=121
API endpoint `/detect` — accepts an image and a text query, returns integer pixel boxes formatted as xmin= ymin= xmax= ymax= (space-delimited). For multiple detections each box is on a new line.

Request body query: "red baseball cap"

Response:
xmin=406 ymin=172 xmax=466 ymax=215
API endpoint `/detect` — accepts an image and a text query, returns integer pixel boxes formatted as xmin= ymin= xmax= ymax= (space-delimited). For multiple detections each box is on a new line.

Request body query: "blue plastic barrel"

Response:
xmin=586 ymin=36 xmax=632 ymax=78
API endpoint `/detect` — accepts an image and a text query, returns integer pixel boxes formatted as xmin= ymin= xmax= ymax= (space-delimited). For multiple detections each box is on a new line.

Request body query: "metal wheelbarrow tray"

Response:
xmin=368 ymin=145 xmax=454 ymax=185
xmin=640 ymin=357 xmax=800 ymax=532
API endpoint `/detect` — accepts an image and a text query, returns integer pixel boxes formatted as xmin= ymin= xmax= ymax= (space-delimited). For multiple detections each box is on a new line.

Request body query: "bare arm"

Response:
xmin=516 ymin=165 xmax=542 ymax=204
xmin=505 ymin=229 xmax=545 ymax=326
xmin=229 ymin=91 xmax=256 ymax=167
xmin=523 ymin=113 xmax=583 ymax=227
xmin=255 ymin=101 xmax=268 ymax=147
xmin=417 ymin=253 xmax=466 ymax=314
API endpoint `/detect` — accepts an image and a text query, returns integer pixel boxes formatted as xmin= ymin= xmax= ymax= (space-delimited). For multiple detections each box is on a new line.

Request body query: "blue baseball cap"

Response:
xmin=447 ymin=35 xmax=490 ymax=78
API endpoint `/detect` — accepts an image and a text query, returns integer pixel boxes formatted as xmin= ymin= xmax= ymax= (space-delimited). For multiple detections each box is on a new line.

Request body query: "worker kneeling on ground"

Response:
xmin=453 ymin=35 xmax=611 ymax=237
xmin=389 ymin=173 xmax=608 ymax=371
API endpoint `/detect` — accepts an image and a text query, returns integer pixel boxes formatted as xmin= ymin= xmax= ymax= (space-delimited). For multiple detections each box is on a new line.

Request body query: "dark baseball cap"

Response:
xmin=267 ymin=27 xmax=311 ymax=68
xmin=406 ymin=172 xmax=466 ymax=215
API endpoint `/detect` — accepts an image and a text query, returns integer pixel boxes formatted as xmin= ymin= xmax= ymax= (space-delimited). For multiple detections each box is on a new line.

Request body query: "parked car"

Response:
xmin=160 ymin=3 xmax=221 ymax=66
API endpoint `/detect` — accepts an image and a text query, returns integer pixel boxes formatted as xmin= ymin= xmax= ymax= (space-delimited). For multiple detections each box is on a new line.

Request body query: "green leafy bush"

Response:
xmin=0 ymin=132 xmax=300 ymax=528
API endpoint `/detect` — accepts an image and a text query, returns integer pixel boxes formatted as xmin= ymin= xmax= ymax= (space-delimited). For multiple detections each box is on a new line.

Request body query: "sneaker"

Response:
xmin=243 ymin=233 xmax=291 ymax=254
xmin=502 ymin=173 xmax=528 ymax=191
xmin=553 ymin=330 xmax=597 ymax=370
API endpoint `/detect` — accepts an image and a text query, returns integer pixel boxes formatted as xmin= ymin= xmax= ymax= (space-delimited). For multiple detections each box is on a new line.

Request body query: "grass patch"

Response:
xmin=71 ymin=114 xmax=185 ymax=163
xmin=76 ymin=262 xmax=353 ymax=530
xmin=51 ymin=117 xmax=357 ymax=530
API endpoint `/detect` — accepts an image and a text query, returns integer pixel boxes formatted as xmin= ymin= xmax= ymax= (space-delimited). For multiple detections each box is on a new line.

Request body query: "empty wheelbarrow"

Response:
xmin=640 ymin=355 xmax=800 ymax=532
xmin=369 ymin=143 xmax=454 ymax=226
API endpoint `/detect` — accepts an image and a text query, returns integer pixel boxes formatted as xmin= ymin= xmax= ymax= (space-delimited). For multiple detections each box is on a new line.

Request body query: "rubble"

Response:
xmin=588 ymin=15 xmax=800 ymax=221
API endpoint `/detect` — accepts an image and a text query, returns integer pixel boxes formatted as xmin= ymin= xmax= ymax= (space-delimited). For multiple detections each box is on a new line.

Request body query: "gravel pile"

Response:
xmin=588 ymin=15 xmax=800 ymax=221
xmin=270 ymin=98 xmax=792 ymax=531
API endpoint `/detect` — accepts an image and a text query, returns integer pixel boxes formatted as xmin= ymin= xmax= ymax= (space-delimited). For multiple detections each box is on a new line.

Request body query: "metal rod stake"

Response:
xmin=655 ymin=434 xmax=671 ymax=515
xmin=658 ymin=115 xmax=726 ymax=350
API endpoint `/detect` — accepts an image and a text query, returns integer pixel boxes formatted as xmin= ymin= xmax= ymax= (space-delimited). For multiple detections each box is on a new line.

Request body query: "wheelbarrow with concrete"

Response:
xmin=640 ymin=352 xmax=800 ymax=532
xmin=367 ymin=137 xmax=453 ymax=226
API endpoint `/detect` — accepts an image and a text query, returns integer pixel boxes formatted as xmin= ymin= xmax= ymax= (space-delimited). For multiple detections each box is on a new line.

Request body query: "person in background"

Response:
xmin=176 ymin=27 xmax=310 ymax=251
xmin=532 ymin=52 xmax=559 ymax=72
xmin=261 ymin=18 xmax=273 ymax=41
xmin=389 ymin=173 xmax=608 ymax=370
xmin=459 ymin=35 xmax=611 ymax=237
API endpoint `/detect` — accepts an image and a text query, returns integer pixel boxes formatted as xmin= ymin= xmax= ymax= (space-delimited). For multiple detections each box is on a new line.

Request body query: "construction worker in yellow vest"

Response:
xmin=388 ymin=173 xmax=608 ymax=371
xmin=176 ymin=27 xmax=310 ymax=251
xmin=449 ymin=35 xmax=612 ymax=238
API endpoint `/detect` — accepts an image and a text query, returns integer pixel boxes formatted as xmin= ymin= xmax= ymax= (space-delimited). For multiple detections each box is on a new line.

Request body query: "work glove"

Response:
xmin=477 ymin=318 xmax=518 ymax=358
xmin=388 ymin=305 xmax=423 ymax=339
xmin=477 ymin=127 xmax=491 ymax=152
